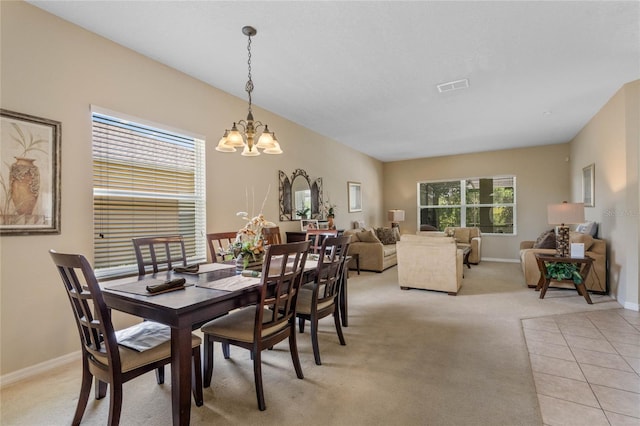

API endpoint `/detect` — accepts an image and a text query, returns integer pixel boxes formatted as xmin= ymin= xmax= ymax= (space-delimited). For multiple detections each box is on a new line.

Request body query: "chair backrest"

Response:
xmin=315 ymin=235 xmax=351 ymax=306
xmin=49 ymin=250 xmax=122 ymax=373
xmin=262 ymin=226 xmax=282 ymax=245
xmin=132 ymin=235 xmax=187 ymax=275
xmin=256 ymin=241 xmax=311 ymax=338
xmin=206 ymin=231 xmax=238 ymax=263
xmin=305 ymin=229 xmax=339 ymax=254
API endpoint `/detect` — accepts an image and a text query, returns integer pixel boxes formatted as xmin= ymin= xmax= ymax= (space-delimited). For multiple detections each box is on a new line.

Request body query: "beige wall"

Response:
xmin=0 ymin=2 xmax=383 ymax=376
xmin=569 ymin=80 xmax=640 ymax=309
xmin=383 ymin=144 xmax=571 ymax=260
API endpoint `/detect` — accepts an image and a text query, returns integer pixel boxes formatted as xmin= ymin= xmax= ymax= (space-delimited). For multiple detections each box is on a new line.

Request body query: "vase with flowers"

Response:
xmin=229 ymin=187 xmax=276 ymax=270
xmin=322 ymin=200 xmax=337 ymax=230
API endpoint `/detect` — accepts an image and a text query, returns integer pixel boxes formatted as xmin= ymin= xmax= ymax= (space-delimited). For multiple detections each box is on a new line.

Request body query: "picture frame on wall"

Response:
xmin=0 ymin=109 xmax=61 ymax=235
xmin=582 ymin=163 xmax=595 ymax=207
xmin=348 ymin=181 xmax=362 ymax=212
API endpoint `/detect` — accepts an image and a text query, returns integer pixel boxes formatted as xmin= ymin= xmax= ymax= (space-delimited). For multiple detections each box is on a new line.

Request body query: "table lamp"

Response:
xmin=547 ymin=202 xmax=585 ymax=257
xmin=388 ymin=209 xmax=405 ymax=231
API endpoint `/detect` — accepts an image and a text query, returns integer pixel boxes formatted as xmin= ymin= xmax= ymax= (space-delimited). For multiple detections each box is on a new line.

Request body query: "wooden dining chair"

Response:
xmin=200 ymin=241 xmax=311 ymax=411
xmin=296 ymin=235 xmax=351 ymax=365
xmin=305 ymin=229 xmax=339 ymax=254
xmin=262 ymin=226 xmax=282 ymax=245
xmin=131 ymin=235 xmax=187 ymax=275
xmin=206 ymin=231 xmax=238 ymax=263
xmin=49 ymin=250 xmax=203 ymax=426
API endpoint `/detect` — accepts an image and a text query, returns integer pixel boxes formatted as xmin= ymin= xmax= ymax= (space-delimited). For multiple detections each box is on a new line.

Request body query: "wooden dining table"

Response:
xmin=101 ymin=258 xmax=349 ymax=426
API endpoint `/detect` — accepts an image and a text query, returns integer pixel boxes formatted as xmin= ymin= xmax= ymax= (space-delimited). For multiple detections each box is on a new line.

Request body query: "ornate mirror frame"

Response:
xmin=279 ymin=169 xmax=323 ymax=221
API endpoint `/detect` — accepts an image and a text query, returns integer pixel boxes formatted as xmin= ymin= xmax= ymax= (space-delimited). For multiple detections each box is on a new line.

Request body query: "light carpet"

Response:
xmin=0 ymin=262 xmax=622 ymax=425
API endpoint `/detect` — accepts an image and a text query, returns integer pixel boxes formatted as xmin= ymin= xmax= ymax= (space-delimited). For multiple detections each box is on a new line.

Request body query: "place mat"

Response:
xmin=106 ymin=279 xmax=194 ymax=296
xmin=196 ymin=275 xmax=260 ymax=292
xmin=174 ymin=262 xmax=235 ymax=275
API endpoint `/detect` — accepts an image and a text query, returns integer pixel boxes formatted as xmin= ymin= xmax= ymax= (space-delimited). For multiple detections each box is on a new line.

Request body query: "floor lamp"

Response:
xmin=547 ymin=202 xmax=585 ymax=257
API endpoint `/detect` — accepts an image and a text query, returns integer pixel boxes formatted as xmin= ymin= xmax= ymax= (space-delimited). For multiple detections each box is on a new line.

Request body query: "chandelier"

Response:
xmin=215 ymin=26 xmax=282 ymax=156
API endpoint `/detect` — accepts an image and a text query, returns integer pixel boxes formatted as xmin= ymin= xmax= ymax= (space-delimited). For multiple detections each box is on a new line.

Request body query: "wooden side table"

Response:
xmin=534 ymin=253 xmax=594 ymax=304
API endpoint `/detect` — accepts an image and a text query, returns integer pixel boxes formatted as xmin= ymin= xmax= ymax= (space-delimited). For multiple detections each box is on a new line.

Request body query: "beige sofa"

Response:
xmin=519 ymin=232 xmax=607 ymax=294
xmin=343 ymin=227 xmax=397 ymax=272
xmin=417 ymin=226 xmax=482 ymax=264
xmin=397 ymin=234 xmax=463 ymax=295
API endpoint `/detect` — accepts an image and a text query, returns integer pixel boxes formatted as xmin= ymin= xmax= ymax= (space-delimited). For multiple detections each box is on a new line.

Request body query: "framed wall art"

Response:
xmin=300 ymin=219 xmax=318 ymax=231
xmin=582 ymin=163 xmax=594 ymax=207
xmin=348 ymin=181 xmax=362 ymax=212
xmin=1 ymin=109 xmax=61 ymax=235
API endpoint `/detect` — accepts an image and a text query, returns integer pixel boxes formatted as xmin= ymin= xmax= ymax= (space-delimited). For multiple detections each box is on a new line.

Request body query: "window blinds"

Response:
xmin=92 ymin=112 xmax=206 ymax=277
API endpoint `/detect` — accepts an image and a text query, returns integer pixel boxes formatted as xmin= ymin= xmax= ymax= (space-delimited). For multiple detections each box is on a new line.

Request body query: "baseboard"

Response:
xmin=481 ymin=257 xmax=520 ymax=263
xmin=623 ymin=301 xmax=640 ymax=312
xmin=0 ymin=350 xmax=80 ymax=388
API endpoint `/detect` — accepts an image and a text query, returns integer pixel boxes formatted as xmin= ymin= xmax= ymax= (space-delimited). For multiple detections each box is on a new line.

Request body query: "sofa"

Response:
xmin=519 ymin=231 xmax=607 ymax=294
xmin=417 ymin=226 xmax=482 ymax=264
xmin=343 ymin=227 xmax=398 ymax=272
xmin=397 ymin=234 xmax=463 ymax=295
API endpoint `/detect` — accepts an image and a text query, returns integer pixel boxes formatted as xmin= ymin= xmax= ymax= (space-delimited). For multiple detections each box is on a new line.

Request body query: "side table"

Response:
xmin=534 ymin=253 xmax=594 ymax=304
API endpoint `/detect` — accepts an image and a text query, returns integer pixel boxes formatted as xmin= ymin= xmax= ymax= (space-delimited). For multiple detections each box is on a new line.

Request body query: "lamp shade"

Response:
xmin=388 ymin=210 xmax=405 ymax=222
xmin=547 ymin=202 xmax=585 ymax=225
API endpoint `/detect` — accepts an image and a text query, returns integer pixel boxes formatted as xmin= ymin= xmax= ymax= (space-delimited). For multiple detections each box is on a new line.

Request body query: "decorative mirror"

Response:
xmin=279 ymin=169 xmax=323 ymax=221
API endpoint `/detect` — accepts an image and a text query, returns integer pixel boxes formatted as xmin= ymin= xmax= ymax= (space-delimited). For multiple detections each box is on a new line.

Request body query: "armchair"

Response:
xmin=397 ymin=234 xmax=463 ymax=295
xmin=418 ymin=226 xmax=482 ymax=264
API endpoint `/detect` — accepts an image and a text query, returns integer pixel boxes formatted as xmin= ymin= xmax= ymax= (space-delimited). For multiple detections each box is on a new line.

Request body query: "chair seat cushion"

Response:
xmin=296 ymin=286 xmax=335 ymax=315
xmin=201 ymin=307 xmax=287 ymax=343
xmin=96 ymin=325 xmax=201 ymax=373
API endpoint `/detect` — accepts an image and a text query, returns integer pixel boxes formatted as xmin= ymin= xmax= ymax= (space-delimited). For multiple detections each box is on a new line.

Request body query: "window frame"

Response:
xmin=91 ymin=106 xmax=207 ymax=279
xmin=417 ymin=175 xmax=517 ymax=235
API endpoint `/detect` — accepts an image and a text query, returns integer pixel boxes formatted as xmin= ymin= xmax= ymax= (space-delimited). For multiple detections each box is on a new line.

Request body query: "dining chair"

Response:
xmin=200 ymin=240 xmax=311 ymax=411
xmin=131 ymin=235 xmax=188 ymax=275
xmin=206 ymin=231 xmax=238 ymax=263
xmin=305 ymin=229 xmax=338 ymax=254
xmin=49 ymin=250 xmax=203 ymax=426
xmin=262 ymin=226 xmax=282 ymax=245
xmin=296 ymin=235 xmax=351 ymax=365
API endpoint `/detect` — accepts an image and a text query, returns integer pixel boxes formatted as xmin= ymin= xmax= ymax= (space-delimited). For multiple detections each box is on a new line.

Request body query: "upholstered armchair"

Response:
xmin=396 ymin=234 xmax=463 ymax=295
xmin=418 ymin=226 xmax=482 ymax=264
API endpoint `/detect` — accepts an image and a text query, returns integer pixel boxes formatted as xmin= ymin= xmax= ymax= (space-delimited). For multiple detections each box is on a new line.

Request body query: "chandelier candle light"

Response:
xmin=215 ymin=26 xmax=282 ymax=156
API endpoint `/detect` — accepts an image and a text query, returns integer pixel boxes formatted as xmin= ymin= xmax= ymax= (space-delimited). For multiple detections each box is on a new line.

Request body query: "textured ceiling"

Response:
xmin=28 ymin=1 xmax=640 ymax=162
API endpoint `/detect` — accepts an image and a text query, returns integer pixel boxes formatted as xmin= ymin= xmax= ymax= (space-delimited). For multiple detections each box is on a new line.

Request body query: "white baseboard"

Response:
xmin=481 ymin=257 xmax=520 ymax=263
xmin=0 ymin=351 xmax=80 ymax=388
xmin=623 ymin=301 xmax=640 ymax=312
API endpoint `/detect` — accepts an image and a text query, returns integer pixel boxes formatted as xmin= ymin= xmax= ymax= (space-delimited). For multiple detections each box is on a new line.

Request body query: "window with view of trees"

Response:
xmin=92 ymin=109 xmax=206 ymax=278
xmin=418 ymin=176 xmax=516 ymax=234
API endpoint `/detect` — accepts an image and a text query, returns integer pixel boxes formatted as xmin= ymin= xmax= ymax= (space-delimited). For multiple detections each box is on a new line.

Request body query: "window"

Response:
xmin=92 ymin=109 xmax=206 ymax=278
xmin=418 ymin=176 xmax=516 ymax=234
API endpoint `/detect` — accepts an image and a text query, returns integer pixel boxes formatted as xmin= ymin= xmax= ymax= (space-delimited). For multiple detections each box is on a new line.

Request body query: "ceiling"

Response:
xmin=28 ymin=1 xmax=639 ymax=162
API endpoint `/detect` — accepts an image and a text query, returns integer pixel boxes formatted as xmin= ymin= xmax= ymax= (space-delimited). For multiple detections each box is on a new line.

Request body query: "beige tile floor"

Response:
xmin=523 ymin=308 xmax=640 ymax=426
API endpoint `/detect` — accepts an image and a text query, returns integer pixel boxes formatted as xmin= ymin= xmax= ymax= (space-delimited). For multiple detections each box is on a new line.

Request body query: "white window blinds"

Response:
xmin=92 ymin=110 xmax=206 ymax=278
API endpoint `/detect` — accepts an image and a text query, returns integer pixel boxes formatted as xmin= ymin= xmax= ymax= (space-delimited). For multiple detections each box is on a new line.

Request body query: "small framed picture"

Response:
xmin=301 ymin=219 xmax=318 ymax=231
xmin=317 ymin=220 xmax=329 ymax=230
xmin=348 ymin=181 xmax=362 ymax=212
xmin=1 ymin=109 xmax=61 ymax=235
xmin=582 ymin=164 xmax=594 ymax=207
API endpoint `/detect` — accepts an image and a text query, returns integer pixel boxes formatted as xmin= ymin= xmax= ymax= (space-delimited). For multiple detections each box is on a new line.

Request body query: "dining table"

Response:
xmin=101 ymin=257 xmax=349 ymax=426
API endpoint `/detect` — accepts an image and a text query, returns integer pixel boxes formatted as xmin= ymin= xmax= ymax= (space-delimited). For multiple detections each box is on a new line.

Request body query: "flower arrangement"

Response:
xmin=322 ymin=199 xmax=337 ymax=219
xmin=229 ymin=186 xmax=275 ymax=268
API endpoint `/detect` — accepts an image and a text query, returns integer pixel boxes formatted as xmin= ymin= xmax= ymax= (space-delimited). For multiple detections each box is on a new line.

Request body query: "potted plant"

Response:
xmin=545 ymin=262 xmax=583 ymax=284
xmin=296 ymin=207 xmax=310 ymax=219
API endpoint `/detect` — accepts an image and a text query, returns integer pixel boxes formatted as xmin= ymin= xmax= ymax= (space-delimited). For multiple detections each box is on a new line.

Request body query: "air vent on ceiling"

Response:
xmin=437 ymin=78 xmax=469 ymax=93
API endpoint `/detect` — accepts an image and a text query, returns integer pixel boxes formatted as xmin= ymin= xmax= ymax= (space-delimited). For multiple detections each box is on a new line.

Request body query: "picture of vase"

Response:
xmin=9 ymin=157 xmax=40 ymax=215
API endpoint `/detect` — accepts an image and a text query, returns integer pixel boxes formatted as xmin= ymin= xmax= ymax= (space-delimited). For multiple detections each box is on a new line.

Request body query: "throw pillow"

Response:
xmin=392 ymin=226 xmax=401 ymax=242
xmin=356 ymin=229 xmax=381 ymax=243
xmin=533 ymin=229 xmax=556 ymax=249
xmin=453 ymin=228 xmax=471 ymax=244
xmin=375 ymin=227 xmax=396 ymax=245
xmin=570 ymin=231 xmax=594 ymax=251
xmin=576 ymin=221 xmax=598 ymax=237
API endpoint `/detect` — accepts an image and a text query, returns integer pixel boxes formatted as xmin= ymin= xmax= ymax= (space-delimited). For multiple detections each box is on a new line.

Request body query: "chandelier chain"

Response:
xmin=245 ymin=33 xmax=254 ymax=114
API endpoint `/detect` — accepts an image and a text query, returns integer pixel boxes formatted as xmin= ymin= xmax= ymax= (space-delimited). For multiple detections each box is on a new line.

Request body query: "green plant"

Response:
xmin=296 ymin=207 xmax=310 ymax=217
xmin=545 ymin=262 xmax=583 ymax=284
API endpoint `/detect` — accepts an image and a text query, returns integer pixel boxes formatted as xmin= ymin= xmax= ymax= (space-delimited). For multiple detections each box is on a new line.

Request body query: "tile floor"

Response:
xmin=523 ymin=308 xmax=640 ymax=426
